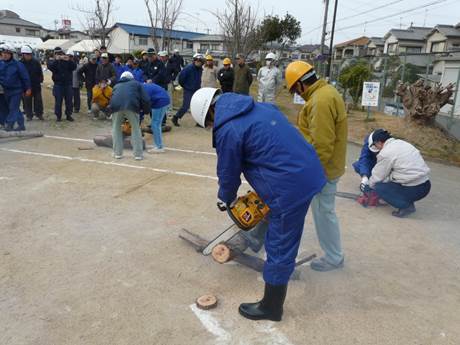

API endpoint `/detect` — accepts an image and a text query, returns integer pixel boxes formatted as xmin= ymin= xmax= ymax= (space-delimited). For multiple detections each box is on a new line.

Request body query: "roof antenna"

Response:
xmin=423 ymin=9 xmax=427 ymax=27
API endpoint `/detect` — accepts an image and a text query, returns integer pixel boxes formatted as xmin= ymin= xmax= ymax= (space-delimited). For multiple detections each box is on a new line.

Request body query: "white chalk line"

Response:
xmin=190 ymin=304 xmax=231 ymax=344
xmin=0 ymin=148 xmax=219 ymax=182
xmin=43 ymin=135 xmax=217 ymax=156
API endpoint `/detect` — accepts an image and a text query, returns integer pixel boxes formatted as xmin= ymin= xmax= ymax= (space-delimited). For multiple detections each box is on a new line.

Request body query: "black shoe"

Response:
xmin=5 ymin=123 xmax=14 ymax=132
xmin=26 ymin=116 xmax=33 ymax=121
xmin=239 ymin=283 xmax=287 ymax=321
xmin=15 ymin=125 xmax=26 ymax=131
xmin=56 ymin=117 xmax=62 ymax=122
xmin=37 ymin=115 xmax=44 ymax=121
xmin=66 ymin=116 xmax=74 ymax=122
xmin=172 ymin=116 xmax=180 ymax=127
xmin=392 ymin=204 xmax=416 ymax=218
xmin=162 ymin=125 xmax=172 ymax=133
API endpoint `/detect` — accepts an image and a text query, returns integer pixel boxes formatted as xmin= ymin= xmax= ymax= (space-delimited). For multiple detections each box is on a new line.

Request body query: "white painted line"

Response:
xmin=255 ymin=322 xmax=294 ymax=345
xmin=1 ymin=148 xmax=219 ymax=182
xmin=0 ymin=176 xmax=13 ymax=181
xmin=43 ymin=134 xmax=217 ymax=156
xmin=190 ymin=304 xmax=231 ymax=344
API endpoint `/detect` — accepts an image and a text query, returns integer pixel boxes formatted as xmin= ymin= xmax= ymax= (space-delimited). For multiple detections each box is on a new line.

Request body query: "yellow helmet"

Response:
xmin=205 ymin=54 xmax=213 ymax=61
xmin=285 ymin=61 xmax=314 ymax=91
xmin=223 ymin=58 xmax=231 ymax=65
xmin=141 ymin=50 xmax=147 ymax=56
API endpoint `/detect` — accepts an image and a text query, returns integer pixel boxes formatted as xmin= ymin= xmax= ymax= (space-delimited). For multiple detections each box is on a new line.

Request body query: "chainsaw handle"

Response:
xmin=217 ymin=201 xmax=227 ymax=212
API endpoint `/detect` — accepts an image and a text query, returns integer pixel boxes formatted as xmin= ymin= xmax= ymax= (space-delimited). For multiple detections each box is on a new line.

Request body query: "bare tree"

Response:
xmin=213 ymin=0 xmax=262 ymax=58
xmin=73 ymin=0 xmax=115 ymax=47
xmin=144 ymin=0 xmax=183 ymax=52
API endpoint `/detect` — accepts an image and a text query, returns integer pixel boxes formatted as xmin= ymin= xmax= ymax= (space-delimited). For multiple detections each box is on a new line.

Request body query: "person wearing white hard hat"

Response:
xmin=256 ymin=52 xmax=282 ymax=103
xmin=109 ymin=71 xmax=151 ymax=160
xmin=0 ymin=44 xmax=32 ymax=131
xmin=20 ymin=46 xmax=44 ymax=121
xmin=189 ymin=87 xmax=326 ymax=322
xmin=171 ymin=53 xmax=204 ymax=126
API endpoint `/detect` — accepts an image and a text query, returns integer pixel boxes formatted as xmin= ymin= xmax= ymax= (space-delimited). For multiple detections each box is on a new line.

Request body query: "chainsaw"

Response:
xmin=202 ymin=191 xmax=270 ymax=255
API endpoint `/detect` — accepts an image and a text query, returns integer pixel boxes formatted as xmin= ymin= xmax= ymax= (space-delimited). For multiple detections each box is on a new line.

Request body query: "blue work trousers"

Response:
xmin=0 ymin=94 xmax=9 ymax=125
xmin=375 ymin=180 xmax=431 ymax=209
xmin=151 ymin=106 xmax=168 ymax=149
xmin=4 ymin=91 xmax=24 ymax=128
xmin=175 ymin=89 xmax=194 ymax=119
xmin=263 ymin=201 xmax=311 ymax=285
xmin=53 ymin=84 xmax=73 ymax=119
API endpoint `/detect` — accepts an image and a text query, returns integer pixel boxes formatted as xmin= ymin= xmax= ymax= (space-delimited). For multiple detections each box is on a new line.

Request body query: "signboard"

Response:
xmin=361 ymin=82 xmax=380 ymax=107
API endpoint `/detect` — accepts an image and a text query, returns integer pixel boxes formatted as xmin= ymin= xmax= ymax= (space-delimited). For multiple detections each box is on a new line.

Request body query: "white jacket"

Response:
xmin=201 ymin=66 xmax=218 ymax=88
xmin=257 ymin=66 xmax=282 ymax=102
xmin=369 ymin=138 xmax=430 ymax=187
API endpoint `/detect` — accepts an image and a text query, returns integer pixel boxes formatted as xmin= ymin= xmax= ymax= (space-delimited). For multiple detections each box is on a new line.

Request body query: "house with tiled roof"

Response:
xmin=0 ymin=9 xmax=45 ymax=38
xmin=108 ymin=22 xmax=206 ymax=54
xmin=333 ymin=36 xmax=370 ymax=60
xmin=383 ymin=26 xmax=432 ymax=55
xmin=425 ymin=24 xmax=460 ymax=53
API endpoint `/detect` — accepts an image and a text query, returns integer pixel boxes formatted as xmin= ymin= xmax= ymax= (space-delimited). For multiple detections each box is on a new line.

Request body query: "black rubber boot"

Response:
xmin=239 ymin=283 xmax=287 ymax=321
xmin=172 ymin=116 xmax=180 ymax=127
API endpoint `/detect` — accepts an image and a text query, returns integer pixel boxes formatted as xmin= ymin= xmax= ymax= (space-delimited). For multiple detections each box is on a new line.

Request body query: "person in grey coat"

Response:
xmin=96 ymin=53 xmax=116 ymax=86
xmin=70 ymin=52 xmax=82 ymax=113
xmin=110 ymin=71 xmax=151 ymax=160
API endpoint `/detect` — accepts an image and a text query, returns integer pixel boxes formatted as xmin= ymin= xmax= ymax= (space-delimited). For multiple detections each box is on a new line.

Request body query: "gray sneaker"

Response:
xmin=310 ymin=256 xmax=344 ymax=272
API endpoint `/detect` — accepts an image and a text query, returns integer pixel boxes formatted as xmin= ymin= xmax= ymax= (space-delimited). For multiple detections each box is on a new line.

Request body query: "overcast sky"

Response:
xmin=4 ymin=0 xmax=460 ymax=44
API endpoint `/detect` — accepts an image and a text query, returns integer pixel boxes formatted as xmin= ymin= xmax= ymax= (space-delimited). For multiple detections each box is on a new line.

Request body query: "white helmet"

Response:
xmin=265 ymin=52 xmax=277 ymax=60
xmin=21 ymin=45 xmax=33 ymax=54
xmin=190 ymin=87 xmax=221 ymax=127
xmin=2 ymin=44 xmax=15 ymax=53
xmin=193 ymin=53 xmax=204 ymax=60
xmin=173 ymin=49 xmax=179 ymax=53
xmin=120 ymin=71 xmax=134 ymax=80
xmin=158 ymin=50 xmax=168 ymax=57
xmin=66 ymin=50 xmax=75 ymax=56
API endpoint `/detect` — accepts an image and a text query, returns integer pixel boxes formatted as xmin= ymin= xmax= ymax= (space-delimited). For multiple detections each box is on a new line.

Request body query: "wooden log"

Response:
xmin=196 ymin=294 xmax=218 ymax=310
xmin=335 ymin=191 xmax=360 ymax=200
xmin=0 ymin=130 xmax=43 ymax=139
xmin=211 ymin=244 xmax=235 ymax=264
xmin=93 ymin=134 xmax=146 ymax=150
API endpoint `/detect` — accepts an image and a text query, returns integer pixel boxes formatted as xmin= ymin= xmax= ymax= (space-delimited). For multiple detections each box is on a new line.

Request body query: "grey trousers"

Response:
xmin=112 ymin=110 xmax=143 ymax=158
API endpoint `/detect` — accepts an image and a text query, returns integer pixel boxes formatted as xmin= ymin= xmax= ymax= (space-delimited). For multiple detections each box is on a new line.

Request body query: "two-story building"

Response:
xmin=333 ymin=36 xmax=370 ymax=60
xmin=366 ymin=37 xmax=385 ymax=56
xmin=383 ymin=26 xmax=432 ymax=55
xmin=425 ymin=24 xmax=460 ymax=53
xmin=0 ymin=9 xmax=45 ymax=38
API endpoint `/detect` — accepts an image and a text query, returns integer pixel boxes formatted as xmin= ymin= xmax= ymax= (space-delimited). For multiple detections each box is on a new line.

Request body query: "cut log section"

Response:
xmin=211 ymin=244 xmax=235 ymax=264
xmin=196 ymin=294 xmax=218 ymax=310
xmin=0 ymin=130 xmax=43 ymax=139
xmin=93 ymin=134 xmax=146 ymax=150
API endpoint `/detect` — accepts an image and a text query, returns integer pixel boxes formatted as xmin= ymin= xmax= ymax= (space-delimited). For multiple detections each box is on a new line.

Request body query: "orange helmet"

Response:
xmin=223 ymin=58 xmax=231 ymax=65
xmin=285 ymin=61 xmax=314 ymax=91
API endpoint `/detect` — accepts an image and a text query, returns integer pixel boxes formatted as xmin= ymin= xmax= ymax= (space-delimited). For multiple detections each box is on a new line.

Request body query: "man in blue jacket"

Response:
xmin=190 ymin=87 xmax=326 ymax=322
xmin=353 ymin=130 xmax=379 ymax=191
xmin=112 ymin=55 xmax=125 ymax=83
xmin=171 ymin=53 xmax=204 ymax=127
xmin=47 ymin=47 xmax=77 ymax=122
xmin=0 ymin=44 xmax=31 ymax=131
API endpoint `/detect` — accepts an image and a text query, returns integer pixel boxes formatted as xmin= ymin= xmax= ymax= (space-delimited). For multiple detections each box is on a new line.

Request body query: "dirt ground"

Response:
xmin=1 ymin=85 xmax=460 ymax=345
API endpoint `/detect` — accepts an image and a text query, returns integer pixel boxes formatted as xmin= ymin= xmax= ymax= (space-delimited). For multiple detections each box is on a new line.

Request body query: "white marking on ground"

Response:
xmin=0 ymin=176 xmax=13 ymax=181
xmin=254 ymin=322 xmax=294 ymax=345
xmin=1 ymin=148 xmax=219 ymax=181
xmin=190 ymin=304 xmax=231 ymax=345
xmin=43 ymin=134 xmax=217 ymax=156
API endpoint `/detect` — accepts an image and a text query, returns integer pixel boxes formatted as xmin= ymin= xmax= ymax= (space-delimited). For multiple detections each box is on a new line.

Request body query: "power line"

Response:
xmin=301 ymin=0 xmax=405 ymax=38
xmin=334 ymin=0 xmax=449 ymax=32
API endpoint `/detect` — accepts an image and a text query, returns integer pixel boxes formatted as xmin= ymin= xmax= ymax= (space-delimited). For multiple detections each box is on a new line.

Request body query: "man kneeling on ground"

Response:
xmin=190 ymin=87 xmax=326 ymax=322
xmin=368 ymin=129 xmax=431 ymax=218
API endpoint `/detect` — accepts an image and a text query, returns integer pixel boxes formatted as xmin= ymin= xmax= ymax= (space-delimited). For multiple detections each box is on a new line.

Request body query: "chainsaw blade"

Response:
xmin=202 ymin=224 xmax=240 ymax=256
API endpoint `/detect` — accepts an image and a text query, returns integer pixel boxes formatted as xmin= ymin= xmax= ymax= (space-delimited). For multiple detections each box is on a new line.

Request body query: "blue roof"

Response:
xmin=114 ymin=22 xmax=206 ymax=40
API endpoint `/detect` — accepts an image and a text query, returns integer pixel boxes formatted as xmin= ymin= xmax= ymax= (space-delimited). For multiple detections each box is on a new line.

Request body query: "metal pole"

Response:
xmin=320 ymin=0 xmax=330 ymax=77
xmin=448 ymin=68 xmax=460 ymax=130
xmin=326 ymin=0 xmax=339 ymax=79
xmin=379 ymin=55 xmax=388 ymax=112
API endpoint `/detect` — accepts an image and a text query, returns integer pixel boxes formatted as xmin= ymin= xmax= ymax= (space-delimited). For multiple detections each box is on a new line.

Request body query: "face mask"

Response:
xmin=266 ymin=60 xmax=272 ymax=67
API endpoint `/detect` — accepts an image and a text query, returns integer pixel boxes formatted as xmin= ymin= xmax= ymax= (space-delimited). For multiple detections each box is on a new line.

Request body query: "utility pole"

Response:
xmin=326 ymin=0 xmax=339 ymax=79
xmin=320 ymin=0 xmax=330 ymax=77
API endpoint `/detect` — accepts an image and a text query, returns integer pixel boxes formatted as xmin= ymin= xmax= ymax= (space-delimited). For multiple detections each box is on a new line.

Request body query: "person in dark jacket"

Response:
xmin=96 ymin=53 xmax=116 ymax=86
xmin=217 ymin=57 xmax=234 ymax=93
xmin=112 ymin=55 xmax=125 ymax=82
xmin=139 ymin=50 xmax=149 ymax=73
xmin=78 ymin=54 xmax=98 ymax=114
xmin=47 ymin=47 xmax=77 ymax=121
xmin=69 ymin=51 xmax=82 ymax=113
xmin=0 ymin=44 xmax=32 ymax=131
xmin=233 ymin=54 xmax=253 ymax=95
xmin=189 ymin=87 xmax=326 ymax=322
xmin=20 ymin=45 xmax=44 ymax=120
xmin=171 ymin=53 xmax=204 ymax=127
xmin=168 ymin=49 xmax=185 ymax=83
xmin=353 ymin=132 xmax=378 ymax=191
xmin=144 ymin=50 xmax=167 ymax=88
xmin=110 ymin=71 xmax=151 ymax=160
xmin=143 ymin=82 xmax=170 ymax=153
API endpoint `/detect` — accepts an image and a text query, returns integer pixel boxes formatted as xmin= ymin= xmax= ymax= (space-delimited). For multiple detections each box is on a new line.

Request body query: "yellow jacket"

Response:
xmin=92 ymin=85 xmax=113 ymax=108
xmin=298 ymin=79 xmax=348 ymax=180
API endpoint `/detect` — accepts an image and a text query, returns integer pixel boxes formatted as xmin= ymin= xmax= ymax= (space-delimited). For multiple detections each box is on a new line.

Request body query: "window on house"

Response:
xmin=138 ymin=37 xmax=148 ymax=45
xmin=186 ymin=41 xmax=193 ymax=49
xmin=201 ymin=44 xmax=210 ymax=50
xmin=406 ymin=46 xmax=421 ymax=53
xmin=211 ymin=44 xmax=220 ymax=51
xmin=431 ymin=41 xmax=446 ymax=53
xmin=25 ymin=29 xmax=38 ymax=36
xmin=16 ymin=27 xmax=21 ymax=33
